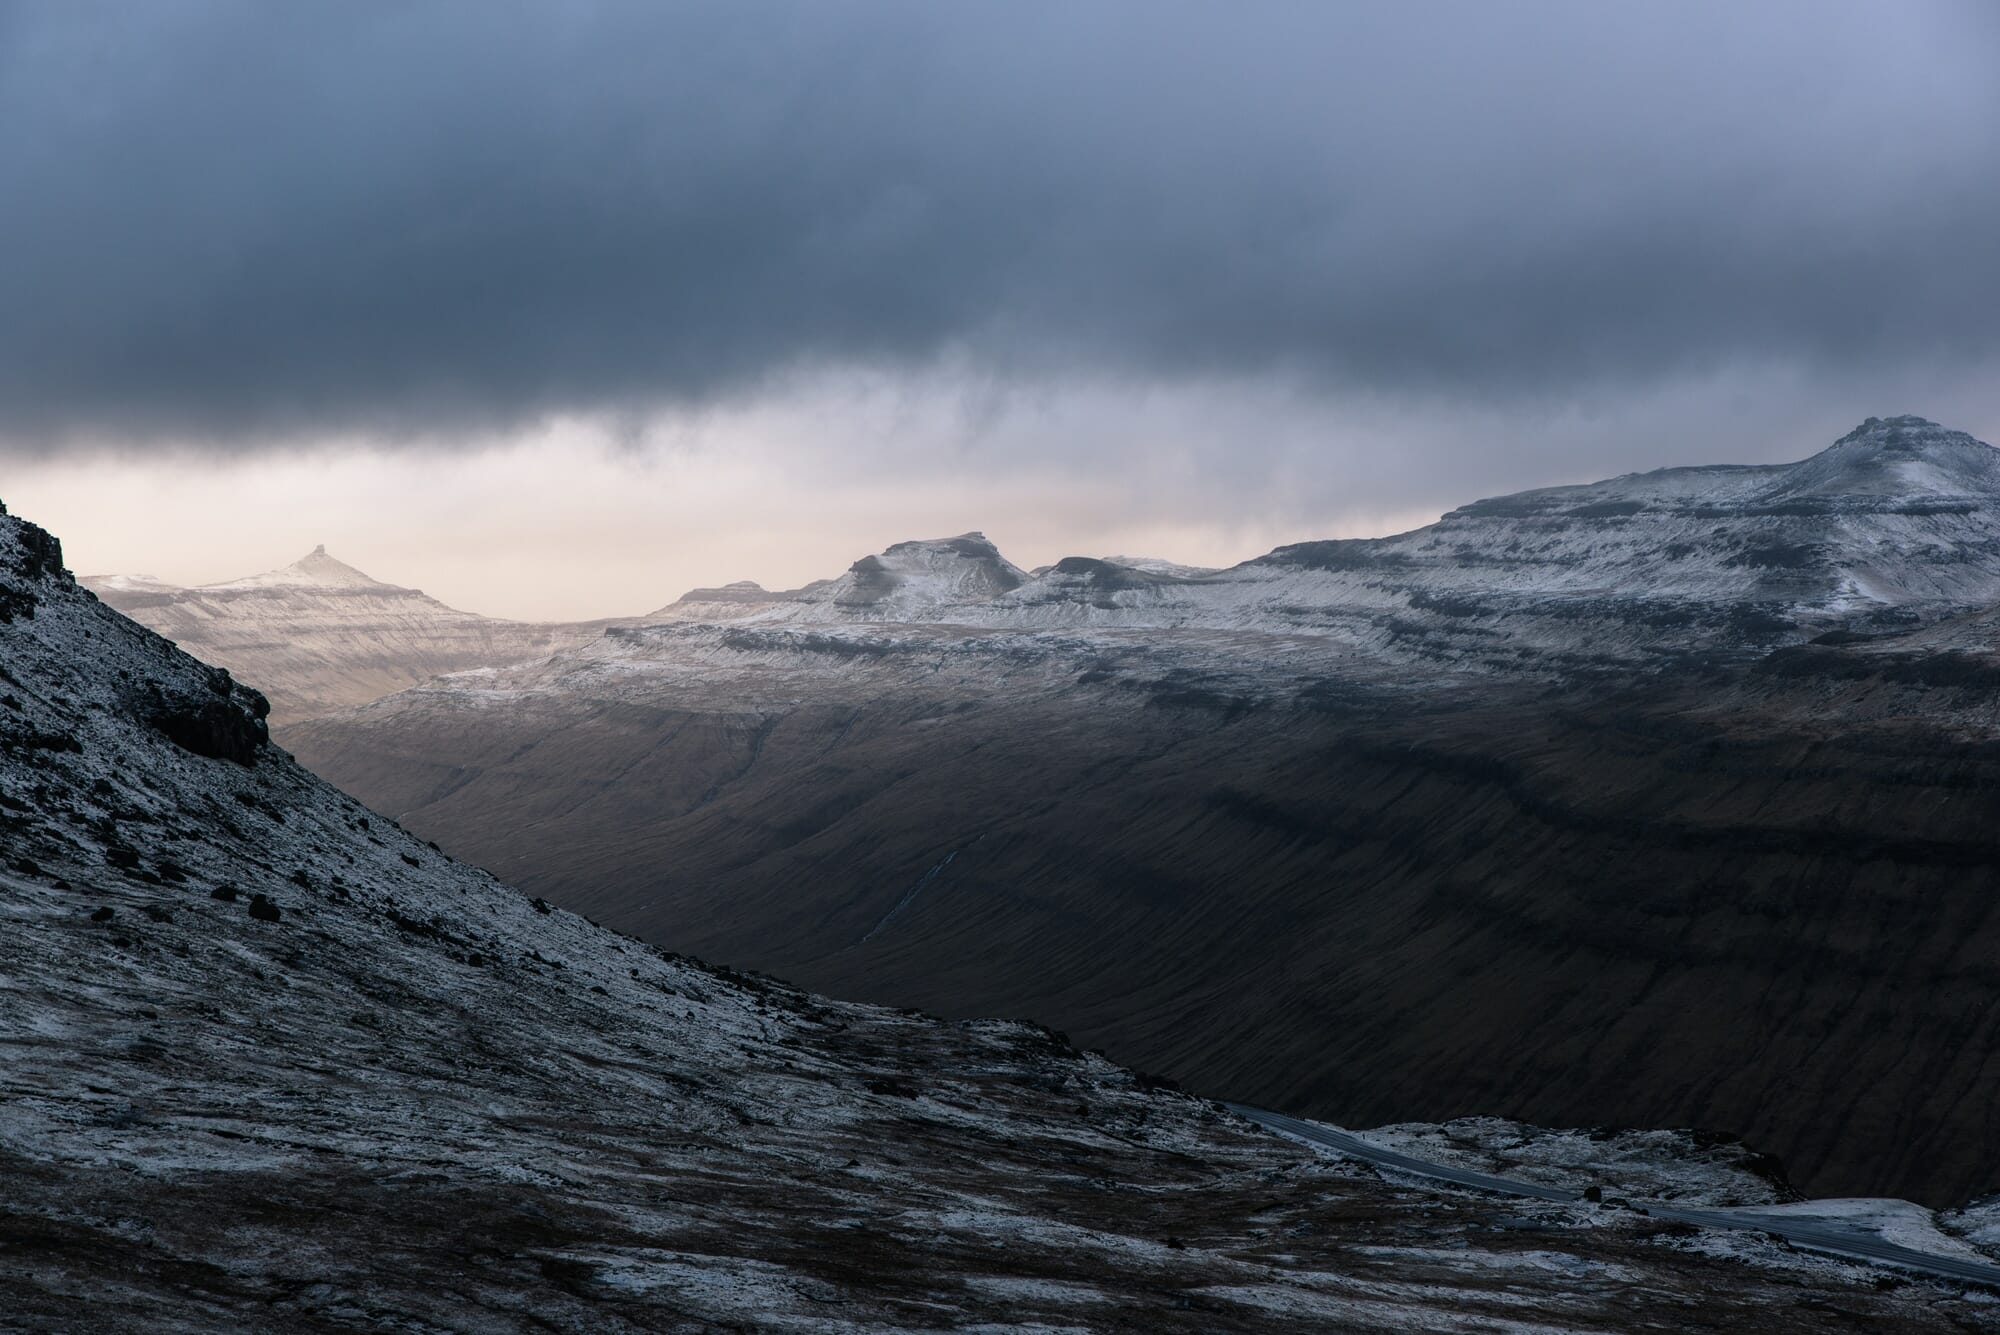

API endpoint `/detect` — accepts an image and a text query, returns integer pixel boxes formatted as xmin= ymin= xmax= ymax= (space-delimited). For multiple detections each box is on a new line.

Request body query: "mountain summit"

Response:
xmin=84 ymin=548 xmax=595 ymax=723
xmin=1753 ymin=414 xmax=2000 ymax=506
xmin=635 ymin=418 xmax=2000 ymax=655
xmin=88 ymin=417 xmax=2000 ymax=723
xmin=201 ymin=544 xmax=402 ymax=593
xmin=817 ymin=531 xmax=1029 ymax=615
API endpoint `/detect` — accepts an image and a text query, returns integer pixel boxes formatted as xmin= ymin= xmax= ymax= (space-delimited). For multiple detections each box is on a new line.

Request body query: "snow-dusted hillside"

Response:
xmin=11 ymin=505 xmax=1981 ymax=1328
xmin=84 ymin=547 xmax=605 ymax=723
xmin=646 ymin=577 xmax=821 ymax=622
xmin=277 ymin=416 xmax=2000 ymax=1220
xmin=631 ymin=417 xmax=2000 ymax=675
xmin=772 ymin=531 xmax=1030 ymax=621
xmin=95 ymin=417 xmax=2000 ymax=730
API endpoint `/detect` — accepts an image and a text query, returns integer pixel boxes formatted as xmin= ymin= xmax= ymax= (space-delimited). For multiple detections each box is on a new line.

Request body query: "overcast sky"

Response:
xmin=5 ymin=0 xmax=1998 ymax=617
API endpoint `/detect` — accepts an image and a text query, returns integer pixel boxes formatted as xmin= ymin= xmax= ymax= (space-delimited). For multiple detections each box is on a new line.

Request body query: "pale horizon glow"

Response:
xmin=4 ymin=4 xmax=1998 ymax=606
xmin=5 ymin=441 xmax=1444 ymax=622
xmin=11 ymin=365 xmax=1996 ymax=621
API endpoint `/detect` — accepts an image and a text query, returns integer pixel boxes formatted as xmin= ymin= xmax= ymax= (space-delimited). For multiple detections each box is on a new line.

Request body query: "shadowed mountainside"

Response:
xmin=288 ymin=612 xmax=2000 ymax=1207
xmin=204 ymin=417 xmax=2000 ymax=1205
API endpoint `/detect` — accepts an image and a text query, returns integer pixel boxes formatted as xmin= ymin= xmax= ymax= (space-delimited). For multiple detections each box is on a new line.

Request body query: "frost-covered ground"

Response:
xmin=6 ymin=503 xmax=1995 ymax=1330
xmin=1699 ymin=1200 xmax=1993 ymax=1264
xmin=1353 ymin=1118 xmax=1792 ymax=1208
xmin=1339 ymin=1117 xmax=2000 ymax=1278
xmin=1263 ymin=1113 xmax=2000 ymax=1303
xmin=1946 ymin=1199 xmax=2000 ymax=1259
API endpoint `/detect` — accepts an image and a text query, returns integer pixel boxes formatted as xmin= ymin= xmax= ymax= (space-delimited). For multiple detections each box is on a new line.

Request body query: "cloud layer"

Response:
xmin=4 ymin=0 xmax=1997 ymax=455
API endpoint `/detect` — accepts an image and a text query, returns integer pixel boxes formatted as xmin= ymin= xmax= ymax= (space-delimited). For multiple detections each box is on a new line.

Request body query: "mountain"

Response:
xmin=646 ymin=578 xmax=810 ymax=622
xmin=187 ymin=413 xmax=1999 ymax=710
xmin=883 ymin=415 xmax=2000 ymax=663
xmin=286 ymin=417 xmax=2000 ymax=1209
xmin=647 ymin=533 xmax=1030 ymax=626
xmin=9 ymin=504 xmax=1976 ymax=1327
xmin=652 ymin=414 xmax=2000 ymax=659
xmin=1102 ymin=554 xmax=1223 ymax=578
xmin=84 ymin=546 xmax=607 ymax=723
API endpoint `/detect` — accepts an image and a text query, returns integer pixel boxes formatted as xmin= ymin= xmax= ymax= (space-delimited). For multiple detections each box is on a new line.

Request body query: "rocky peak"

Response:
xmin=1837 ymin=415 xmax=1977 ymax=453
xmin=203 ymin=545 xmax=400 ymax=593
xmin=1755 ymin=416 xmax=2000 ymax=506
xmin=833 ymin=532 xmax=1027 ymax=609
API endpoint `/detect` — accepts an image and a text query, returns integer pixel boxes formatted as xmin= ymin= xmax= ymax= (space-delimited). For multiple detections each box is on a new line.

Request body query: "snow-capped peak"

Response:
xmin=201 ymin=545 xmax=402 ymax=593
xmin=1752 ymin=415 xmax=2000 ymax=505
xmin=782 ymin=532 xmax=1029 ymax=620
xmin=868 ymin=531 xmax=1022 ymax=576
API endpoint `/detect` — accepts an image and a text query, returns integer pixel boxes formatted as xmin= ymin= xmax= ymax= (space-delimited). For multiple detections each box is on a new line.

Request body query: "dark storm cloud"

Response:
xmin=1 ymin=0 xmax=1996 ymax=449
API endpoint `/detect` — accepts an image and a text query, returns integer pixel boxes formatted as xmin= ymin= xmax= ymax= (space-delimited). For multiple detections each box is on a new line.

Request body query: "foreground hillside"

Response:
xmin=15 ymin=508 xmax=1979 ymax=1327
xmin=287 ymin=418 xmax=2000 ymax=1207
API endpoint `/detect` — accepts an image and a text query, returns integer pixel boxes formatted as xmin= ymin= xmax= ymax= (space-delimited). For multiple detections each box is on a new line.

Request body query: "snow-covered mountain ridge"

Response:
xmin=641 ymin=417 xmax=2000 ymax=674
xmin=83 ymin=547 xmax=608 ymax=723
xmin=93 ymin=417 xmax=2000 ymax=724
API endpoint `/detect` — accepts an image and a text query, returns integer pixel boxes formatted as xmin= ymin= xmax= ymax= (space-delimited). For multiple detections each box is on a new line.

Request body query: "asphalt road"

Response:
xmin=1229 ymin=1104 xmax=2000 ymax=1290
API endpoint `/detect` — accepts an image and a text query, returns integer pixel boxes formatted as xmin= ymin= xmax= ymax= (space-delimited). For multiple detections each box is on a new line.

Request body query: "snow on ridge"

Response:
xmin=85 ymin=545 xmax=586 ymax=723
xmin=87 ymin=416 xmax=2000 ymax=720
xmin=640 ymin=418 xmax=2000 ymax=649
xmin=777 ymin=531 xmax=1030 ymax=621
xmin=1104 ymin=555 xmax=1223 ymax=578
xmin=1753 ymin=415 xmax=2000 ymax=505
xmin=198 ymin=544 xmax=408 ymax=593
xmin=80 ymin=572 xmax=184 ymax=595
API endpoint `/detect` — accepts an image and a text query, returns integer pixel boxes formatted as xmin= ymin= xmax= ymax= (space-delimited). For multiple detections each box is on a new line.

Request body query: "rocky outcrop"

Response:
xmin=138 ymin=666 xmax=270 ymax=765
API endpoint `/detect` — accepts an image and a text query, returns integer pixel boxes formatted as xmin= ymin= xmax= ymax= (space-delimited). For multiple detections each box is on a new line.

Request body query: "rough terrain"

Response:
xmin=10 ymin=505 xmax=1990 ymax=1328
xmin=271 ymin=419 xmax=2000 ymax=1207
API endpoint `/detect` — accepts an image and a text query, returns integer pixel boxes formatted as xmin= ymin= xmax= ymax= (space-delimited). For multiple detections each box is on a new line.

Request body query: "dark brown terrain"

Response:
xmin=288 ymin=626 xmax=2000 ymax=1208
xmin=91 ymin=417 xmax=1998 ymax=1210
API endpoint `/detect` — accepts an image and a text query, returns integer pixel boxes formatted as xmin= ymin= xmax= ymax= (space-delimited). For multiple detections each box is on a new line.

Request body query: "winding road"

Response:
xmin=1229 ymin=1104 xmax=2000 ymax=1290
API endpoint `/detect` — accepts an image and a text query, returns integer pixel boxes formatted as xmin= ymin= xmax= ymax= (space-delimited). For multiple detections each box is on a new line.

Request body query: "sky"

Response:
xmin=4 ymin=0 xmax=1999 ymax=618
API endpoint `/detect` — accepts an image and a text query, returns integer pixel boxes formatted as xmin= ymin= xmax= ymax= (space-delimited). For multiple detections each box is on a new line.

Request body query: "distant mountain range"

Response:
xmin=83 ymin=546 xmax=609 ymax=724
xmin=93 ymin=415 xmax=2000 ymax=1205
xmin=634 ymin=415 xmax=2000 ymax=660
xmin=92 ymin=414 xmax=2000 ymax=714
